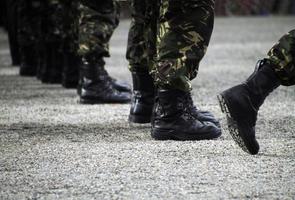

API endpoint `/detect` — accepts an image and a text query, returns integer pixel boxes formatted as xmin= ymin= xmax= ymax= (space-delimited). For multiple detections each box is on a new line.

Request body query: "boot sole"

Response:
xmin=128 ymin=115 xmax=151 ymax=124
xmin=151 ymin=128 xmax=221 ymax=141
xmin=80 ymin=98 xmax=130 ymax=105
xmin=217 ymin=94 xmax=253 ymax=154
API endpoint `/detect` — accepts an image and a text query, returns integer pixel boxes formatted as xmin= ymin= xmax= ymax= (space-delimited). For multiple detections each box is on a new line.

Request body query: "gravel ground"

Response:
xmin=0 ymin=17 xmax=295 ymax=200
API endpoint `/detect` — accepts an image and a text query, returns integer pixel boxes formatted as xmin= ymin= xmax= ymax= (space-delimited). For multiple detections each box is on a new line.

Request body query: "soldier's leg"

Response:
xmin=60 ymin=0 xmax=80 ymax=89
xmin=127 ymin=0 xmax=157 ymax=123
xmin=151 ymin=0 xmax=221 ymax=141
xmin=218 ymin=30 xmax=295 ymax=155
xmin=39 ymin=0 xmax=65 ymax=84
xmin=17 ymin=0 xmax=43 ymax=76
xmin=126 ymin=0 xmax=149 ymax=72
xmin=78 ymin=0 xmax=131 ymax=104
xmin=6 ymin=0 xmax=20 ymax=66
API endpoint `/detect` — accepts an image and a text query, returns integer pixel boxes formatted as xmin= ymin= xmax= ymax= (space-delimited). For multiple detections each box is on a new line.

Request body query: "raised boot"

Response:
xmin=129 ymin=70 xmax=155 ymax=123
xmin=151 ymin=89 xmax=222 ymax=140
xmin=79 ymin=59 xmax=131 ymax=104
xmin=218 ymin=60 xmax=281 ymax=155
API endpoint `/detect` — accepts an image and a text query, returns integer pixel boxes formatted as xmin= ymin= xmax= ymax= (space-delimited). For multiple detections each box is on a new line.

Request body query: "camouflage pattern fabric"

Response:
xmin=153 ymin=0 xmax=215 ymax=91
xmin=17 ymin=0 xmax=44 ymax=47
xmin=60 ymin=0 xmax=80 ymax=55
xmin=78 ymin=0 xmax=120 ymax=62
xmin=43 ymin=0 xmax=63 ymax=43
xmin=126 ymin=0 xmax=149 ymax=71
xmin=126 ymin=0 xmax=157 ymax=72
xmin=44 ymin=0 xmax=79 ymax=46
xmin=128 ymin=0 xmax=215 ymax=91
xmin=267 ymin=29 xmax=295 ymax=86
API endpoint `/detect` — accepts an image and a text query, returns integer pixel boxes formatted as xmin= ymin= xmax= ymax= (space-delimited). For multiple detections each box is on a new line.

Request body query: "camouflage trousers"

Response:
xmin=17 ymin=0 xmax=44 ymax=48
xmin=52 ymin=0 xmax=80 ymax=55
xmin=43 ymin=0 xmax=80 ymax=55
xmin=6 ymin=0 xmax=20 ymax=64
xmin=16 ymin=0 xmax=79 ymax=52
xmin=267 ymin=29 xmax=295 ymax=86
xmin=78 ymin=0 xmax=120 ymax=62
xmin=127 ymin=0 xmax=215 ymax=91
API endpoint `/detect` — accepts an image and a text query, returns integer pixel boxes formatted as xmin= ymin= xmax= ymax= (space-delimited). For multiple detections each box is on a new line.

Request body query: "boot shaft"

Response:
xmin=129 ymin=70 xmax=155 ymax=123
xmin=244 ymin=59 xmax=281 ymax=108
xmin=131 ymin=70 xmax=155 ymax=93
xmin=80 ymin=58 xmax=106 ymax=80
xmin=155 ymin=89 xmax=190 ymax=119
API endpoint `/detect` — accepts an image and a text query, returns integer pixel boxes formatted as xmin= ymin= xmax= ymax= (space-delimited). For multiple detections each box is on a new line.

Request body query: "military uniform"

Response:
xmin=17 ymin=0 xmax=44 ymax=76
xmin=127 ymin=0 xmax=215 ymax=92
xmin=267 ymin=30 xmax=295 ymax=85
xmin=77 ymin=0 xmax=131 ymax=104
xmin=59 ymin=0 xmax=80 ymax=88
xmin=78 ymin=0 xmax=120 ymax=61
xmin=127 ymin=0 xmax=221 ymax=140
xmin=38 ymin=0 xmax=67 ymax=83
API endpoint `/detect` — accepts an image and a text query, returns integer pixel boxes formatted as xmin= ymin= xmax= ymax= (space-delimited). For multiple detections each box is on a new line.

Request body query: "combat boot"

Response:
xmin=19 ymin=46 xmax=37 ymax=76
xmin=40 ymin=43 xmax=62 ymax=84
xmin=129 ymin=70 xmax=155 ymax=123
xmin=79 ymin=60 xmax=131 ymax=104
xmin=128 ymin=70 xmax=221 ymax=126
xmin=151 ymin=89 xmax=222 ymax=140
xmin=77 ymin=58 xmax=131 ymax=95
xmin=62 ymin=52 xmax=80 ymax=89
xmin=48 ymin=44 xmax=63 ymax=84
xmin=217 ymin=60 xmax=281 ymax=155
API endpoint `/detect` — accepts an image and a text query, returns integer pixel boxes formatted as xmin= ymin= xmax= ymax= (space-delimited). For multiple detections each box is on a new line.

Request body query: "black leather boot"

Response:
xmin=77 ymin=59 xmax=131 ymax=95
xmin=151 ymin=89 xmax=222 ymax=140
xmin=36 ymin=46 xmax=45 ymax=80
xmin=128 ymin=71 xmax=221 ymax=126
xmin=19 ymin=46 xmax=37 ymax=76
xmin=79 ymin=60 xmax=131 ymax=104
xmin=129 ymin=70 xmax=155 ymax=123
xmin=41 ymin=43 xmax=62 ymax=84
xmin=218 ymin=60 xmax=281 ymax=155
xmin=62 ymin=52 xmax=80 ymax=89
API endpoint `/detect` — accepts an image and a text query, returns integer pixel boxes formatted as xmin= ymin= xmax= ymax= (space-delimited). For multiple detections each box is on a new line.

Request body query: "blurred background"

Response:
xmin=118 ymin=0 xmax=295 ymax=17
xmin=1 ymin=0 xmax=295 ymax=25
xmin=0 ymin=0 xmax=295 ymax=26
